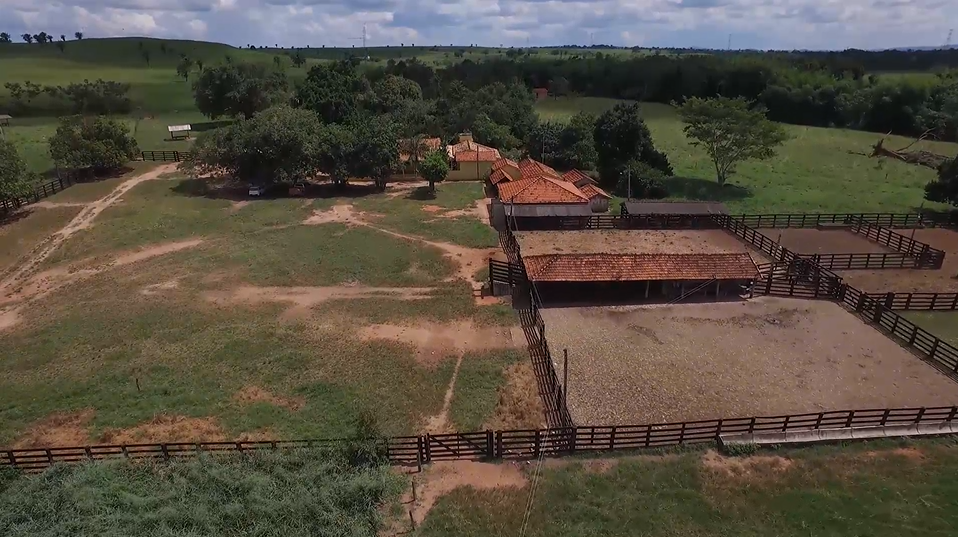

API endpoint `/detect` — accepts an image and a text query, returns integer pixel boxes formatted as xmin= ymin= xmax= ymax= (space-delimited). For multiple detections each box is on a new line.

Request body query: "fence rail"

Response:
xmin=861 ymin=291 xmax=958 ymax=311
xmin=5 ymin=406 xmax=957 ymax=471
xmin=489 ymin=259 xmax=528 ymax=286
xmin=141 ymin=150 xmax=191 ymax=162
xmin=0 ymin=175 xmax=77 ymax=217
xmin=806 ymin=252 xmax=918 ymax=270
xmin=732 ymin=213 xmax=926 ymax=229
xmin=841 ymin=285 xmax=958 ymax=374
xmin=850 ymin=218 xmax=944 ymax=268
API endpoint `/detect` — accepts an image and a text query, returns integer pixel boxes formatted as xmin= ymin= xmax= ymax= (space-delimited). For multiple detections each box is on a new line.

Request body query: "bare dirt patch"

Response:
xmin=0 ymin=239 xmax=204 ymax=306
xmin=483 ymin=362 xmax=546 ymax=431
xmin=229 ymin=200 xmax=250 ymax=212
xmin=757 ymin=228 xmax=894 ymax=254
xmin=234 ymin=385 xmax=305 ymax=411
xmin=357 ymin=321 xmax=525 ymax=365
xmin=515 ymin=229 xmax=772 ymax=263
xmin=702 ymin=450 xmax=795 ymax=481
xmin=11 ymin=410 xmax=95 ymax=448
xmin=540 ymin=296 xmax=958 ymax=425
xmin=412 ymin=461 xmax=527 ymax=524
xmin=203 ymin=285 xmax=436 ymax=318
xmin=302 ymin=204 xmax=364 ymax=225
xmin=31 ymin=201 xmax=90 ymax=209
xmin=0 ymin=163 xmax=177 ymax=293
xmin=98 ymin=415 xmax=227 ymax=444
xmin=864 ymin=446 xmax=925 ymax=462
xmin=836 ymin=228 xmax=958 ymax=293
xmin=140 ymin=279 xmax=180 ymax=296
xmin=0 ymin=307 xmax=22 ymax=332
xmin=421 ymin=205 xmax=444 ymax=213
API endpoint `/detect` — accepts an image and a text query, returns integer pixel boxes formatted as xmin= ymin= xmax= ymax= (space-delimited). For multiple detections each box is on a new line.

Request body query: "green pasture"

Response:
xmin=416 ymin=439 xmax=958 ymax=537
xmin=536 ymin=97 xmax=958 ymax=213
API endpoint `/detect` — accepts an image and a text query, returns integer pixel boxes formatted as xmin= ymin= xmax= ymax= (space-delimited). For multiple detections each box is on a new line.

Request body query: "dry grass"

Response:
xmin=539 ymin=296 xmax=958 ymax=425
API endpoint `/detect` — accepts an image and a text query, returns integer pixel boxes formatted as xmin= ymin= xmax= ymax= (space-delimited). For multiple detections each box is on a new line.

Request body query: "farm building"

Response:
xmin=620 ymin=200 xmax=728 ymax=216
xmin=515 ymin=229 xmax=762 ymax=304
xmin=489 ymin=157 xmax=611 ymax=228
xmin=445 ymin=133 xmax=501 ymax=181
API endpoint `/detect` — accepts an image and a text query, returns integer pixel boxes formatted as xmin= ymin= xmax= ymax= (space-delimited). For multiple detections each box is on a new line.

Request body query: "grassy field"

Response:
xmin=535 ymin=97 xmax=958 ymax=213
xmin=416 ymin=439 xmax=958 ymax=537
xmin=0 ymin=175 xmax=521 ymax=447
xmin=902 ymin=311 xmax=958 ymax=347
xmin=0 ymin=447 xmax=404 ymax=536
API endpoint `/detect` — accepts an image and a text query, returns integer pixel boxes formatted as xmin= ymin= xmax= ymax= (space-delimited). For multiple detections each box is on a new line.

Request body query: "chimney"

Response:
xmin=458 ymin=132 xmax=473 ymax=143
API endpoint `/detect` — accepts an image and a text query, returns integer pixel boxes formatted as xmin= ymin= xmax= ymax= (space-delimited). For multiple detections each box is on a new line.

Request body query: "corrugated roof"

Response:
xmin=504 ymin=204 xmax=594 ymax=217
xmin=622 ymin=201 xmax=729 ymax=215
xmin=523 ymin=253 xmax=759 ymax=282
xmin=498 ymin=176 xmax=590 ymax=204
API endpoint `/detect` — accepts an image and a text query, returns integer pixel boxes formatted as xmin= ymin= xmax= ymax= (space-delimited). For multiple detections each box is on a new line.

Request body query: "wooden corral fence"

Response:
xmin=5 ymin=406 xmax=958 ymax=472
xmin=732 ymin=213 xmax=926 ymax=229
xmin=0 ymin=174 xmax=78 ymax=217
xmin=508 ymin=213 xmax=725 ymax=231
xmin=489 ymin=259 xmax=528 ymax=286
xmin=754 ymin=260 xmax=843 ymax=299
xmin=850 ymin=217 xmax=944 ymax=269
xmin=804 ymin=252 xmax=917 ymax=270
xmin=141 ymin=150 xmax=192 ymax=162
xmin=862 ymin=291 xmax=958 ymax=311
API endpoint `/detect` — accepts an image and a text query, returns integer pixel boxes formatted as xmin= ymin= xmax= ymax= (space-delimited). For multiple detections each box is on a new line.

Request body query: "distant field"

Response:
xmin=535 ymin=97 xmax=958 ymax=213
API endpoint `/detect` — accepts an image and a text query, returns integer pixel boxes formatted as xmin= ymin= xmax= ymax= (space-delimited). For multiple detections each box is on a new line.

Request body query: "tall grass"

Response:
xmin=0 ymin=447 xmax=405 ymax=536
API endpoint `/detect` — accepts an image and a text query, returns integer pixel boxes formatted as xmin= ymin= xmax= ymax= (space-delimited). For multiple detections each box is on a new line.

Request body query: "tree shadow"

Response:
xmin=0 ymin=208 xmax=33 ymax=228
xmin=662 ymin=176 xmax=753 ymax=203
xmin=404 ymin=186 xmax=436 ymax=201
xmin=190 ymin=120 xmax=233 ymax=133
xmin=169 ymin=178 xmax=386 ymax=202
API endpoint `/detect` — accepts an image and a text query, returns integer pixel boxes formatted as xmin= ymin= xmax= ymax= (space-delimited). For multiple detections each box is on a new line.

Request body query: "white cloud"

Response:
xmin=1 ymin=0 xmax=955 ymax=49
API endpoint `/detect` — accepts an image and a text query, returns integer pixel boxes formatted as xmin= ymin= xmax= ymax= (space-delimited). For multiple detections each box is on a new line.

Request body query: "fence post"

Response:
xmin=748 ymin=417 xmax=756 ymax=433
xmin=814 ymin=412 xmax=824 ymax=429
xmin=496 ymin=431 xmax=503 ymax=459
xmin=416 ymin=436 xmax=423 ymax=470
xmin=844 ymin=410 xmax=855 ymax=428
xmin=608 ymin=426 xmax=616 ymax=450
xmin=424 ymin=434 xmax=432 ymax=463
xmin=6 ymin=451 xmax=14 ymax=468
xmin=533 ymin=430 xmax=541 ymax=459
xmin=880 ymin=409 xmax=890 ymax=426
xmin=948 ymin=407 xmax=958 ymax=422
xmin=46 ymin=449 xmax=53 ymax=465
xmin=485 ymin=430 xmax=494 ymax=460
xmin=916 ymin=407 xmax=927 ymax=423
xmin=645 ymin=425 xmax=652 ymax=447
xmin=161 ymin=444 xmax=169 ymax=460
xmin=929 ymin=338 xmax=940 ymax=360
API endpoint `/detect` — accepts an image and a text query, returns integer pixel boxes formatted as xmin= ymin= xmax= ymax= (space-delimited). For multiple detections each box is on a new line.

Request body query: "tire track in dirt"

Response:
xmin=0 ymin=164 xmax=178 ymax=293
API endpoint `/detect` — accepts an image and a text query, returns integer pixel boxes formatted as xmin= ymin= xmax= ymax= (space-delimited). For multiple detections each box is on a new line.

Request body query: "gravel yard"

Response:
xmin=836 ymin=228 xmax=958 ymax=293
xmin=515 ymin=230 xmax=772 ymax=263
xmin=755 ymin=228 xmax=893 ymax=254
xmin=539 ymin=296 xmax=958 ymax=425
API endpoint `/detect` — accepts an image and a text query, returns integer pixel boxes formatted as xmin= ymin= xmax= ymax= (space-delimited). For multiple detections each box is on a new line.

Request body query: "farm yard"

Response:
xmin=538 ymin=297 xmax=958 ymax=425
xmin=0 ymin=169 xmax=534 ymax=448
xmin=5 ymin=34 xmax=958 ymax=537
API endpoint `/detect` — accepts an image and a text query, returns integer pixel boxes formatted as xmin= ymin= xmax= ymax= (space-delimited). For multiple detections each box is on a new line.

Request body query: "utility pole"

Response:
xmin=727 ymin=34 xmax=732 ymax=51
xmin=946 ymin=29 xmax=954 ymax=49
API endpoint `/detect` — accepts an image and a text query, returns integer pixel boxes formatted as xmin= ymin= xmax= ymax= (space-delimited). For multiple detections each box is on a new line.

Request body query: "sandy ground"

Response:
xmin=357 ymin=320 xmax=525 ymax=366
xmin=203 ymin=285 xmax=437 ymax=318
xmin=515 ymin=229 xmax=772 ymax=263
xmin=837 ymin=228 xmax=958 ymax=293
xmin=756 ymin=228 xmax=894 ymax=254
xmin=539 ymin=296 xmax=958 ymax=426
xmin=408 ymin=461 xmax=527 ymax=526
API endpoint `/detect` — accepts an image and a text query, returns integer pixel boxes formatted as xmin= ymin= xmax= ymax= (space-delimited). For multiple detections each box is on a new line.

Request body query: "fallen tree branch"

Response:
xmin=869 ymin=135 xmax=950 ymax=170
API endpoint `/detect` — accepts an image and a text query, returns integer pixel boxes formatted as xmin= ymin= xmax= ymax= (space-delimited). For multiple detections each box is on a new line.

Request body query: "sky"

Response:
xmin=1 ymin=0 xmax=956 ymax=51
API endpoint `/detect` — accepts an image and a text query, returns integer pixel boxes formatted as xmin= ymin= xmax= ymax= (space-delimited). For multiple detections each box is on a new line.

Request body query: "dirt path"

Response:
xmin=423 ymin=354 xmax=466 ymax=434
xmin=0 ymin=164 xmax=177 ymax=293
xmin=203 ymin=285 xmax=436 ymax=318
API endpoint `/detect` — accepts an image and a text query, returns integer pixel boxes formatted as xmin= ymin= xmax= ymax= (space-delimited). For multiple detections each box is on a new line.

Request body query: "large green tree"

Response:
xmin=296 ymin=61 xmax=370 ymax=124
xmin=192 ymin=62 xmax=289 ymax=120
xmin=925 ymin=155 xmax=958 ymax=207
xmin=678 ymin=96 xmax=788 ymax=185
xmin=371 ymin=75 xmax=422 ymax=114
xmin=185 ymin=105 xmax=324 ymax=186
xmin=593 ymin=103 xmax=672 ymax=189
xmin=48 ymin=116 xmax=138 ymax=173
xmin=419 ymin=149 xmax=450 ymax=193
xmin=348 ymin=115 xmax=400 ymax=190
xmin=0 ymin=140 xmax=31 ymax=199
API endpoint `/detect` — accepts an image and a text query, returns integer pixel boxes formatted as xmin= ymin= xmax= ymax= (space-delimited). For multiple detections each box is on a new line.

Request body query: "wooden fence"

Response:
xmin=841 ymin=285 xmax=958 ymax=374
xmin=489 ymin=259 xmax=528 ymax=286
xmin=850 ymin=218 xmax=944 ymax=269
xmin=507 ymin=214 xmax=724 ymax=231
xmin=732 ymin=213 xmax=926 ymax=229
xmin=0 ymin=174 xmax=78 ymax=217
xmin=5 ymin=406 xmax=957 ymax=472
xmin=805 ymin=252 xmax=917 ymax=270
xmin=141 ymin=150 xmax=192 ymax=162
xmin=862 ymin=291 xmax=958 ymax=311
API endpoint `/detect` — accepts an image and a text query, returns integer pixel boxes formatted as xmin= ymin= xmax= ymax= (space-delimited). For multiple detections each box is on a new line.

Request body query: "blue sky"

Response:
xmin=1 ymin=0 xmax=955 ymax=51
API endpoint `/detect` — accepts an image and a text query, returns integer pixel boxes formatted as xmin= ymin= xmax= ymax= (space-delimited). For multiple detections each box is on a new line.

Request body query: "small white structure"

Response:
xmin=167 ymin=124 xmax=191 ymax=140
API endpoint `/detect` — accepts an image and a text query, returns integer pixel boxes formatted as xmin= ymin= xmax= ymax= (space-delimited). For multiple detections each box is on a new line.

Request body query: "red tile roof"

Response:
xmin=519 ymin=158 xmax=561 ymax=180
xmin=497 ymin=176 xmax=590 ymax=204
xmin=398 ymin=137 xmax=442 ymax=162
xmin=523 ymin=253 xmax=760 ymax=282
xmin=579 ymin=183 xmax=612 ymax=200
xmin=492 ymin=157 xmax=519 ymax=171
xmin=562 ymin=169 xmax=595 ymax=186
xmin=456 ymin=150 xmax=500 ymax=162
xmin=489 ymin=169 xmax=510 ymax=185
